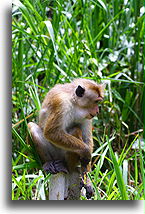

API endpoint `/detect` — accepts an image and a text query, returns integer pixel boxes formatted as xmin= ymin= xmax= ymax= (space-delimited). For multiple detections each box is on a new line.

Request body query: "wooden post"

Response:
xmin=49 ymin=168 xmax=81 ymax=200
xmin=67 ymin=170 xmax=81 ymax=200
xmin=49 ymin=173 xmax=66 ymax=200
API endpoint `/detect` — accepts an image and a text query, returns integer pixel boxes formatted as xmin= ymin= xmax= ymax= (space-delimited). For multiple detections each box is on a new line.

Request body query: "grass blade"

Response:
xmin=107 ymin=136 xmax=129 ymax=200
xmin=44 ymin=20 xmax=60 ymax=65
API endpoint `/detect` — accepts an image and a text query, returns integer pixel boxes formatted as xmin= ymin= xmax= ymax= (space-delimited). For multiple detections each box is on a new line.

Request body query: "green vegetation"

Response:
xmin=12 ymin=0 xmax=144 ymax=200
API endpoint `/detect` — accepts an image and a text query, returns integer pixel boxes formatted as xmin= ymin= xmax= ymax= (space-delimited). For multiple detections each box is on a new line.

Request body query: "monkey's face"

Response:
xmin=75 ymin=83 xmax=104 ymax=120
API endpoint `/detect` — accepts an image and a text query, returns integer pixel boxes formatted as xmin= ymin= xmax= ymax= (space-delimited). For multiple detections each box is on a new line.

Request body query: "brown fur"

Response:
xmin=28 ymin=79 xmax=105 ymax=173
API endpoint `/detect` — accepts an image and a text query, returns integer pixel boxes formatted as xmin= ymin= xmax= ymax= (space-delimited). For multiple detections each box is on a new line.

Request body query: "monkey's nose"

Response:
xmin=96 ymin=108 xmax=99 ymax=114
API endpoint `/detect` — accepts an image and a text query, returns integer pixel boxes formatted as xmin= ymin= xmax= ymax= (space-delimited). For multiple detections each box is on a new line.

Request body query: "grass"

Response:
xmin=12 ymin=0 xmax=144 ymax=200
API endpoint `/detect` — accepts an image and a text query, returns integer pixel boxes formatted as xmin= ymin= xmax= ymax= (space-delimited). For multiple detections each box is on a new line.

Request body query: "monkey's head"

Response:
xmin=73 ymin=79 xmax=105 ymax=120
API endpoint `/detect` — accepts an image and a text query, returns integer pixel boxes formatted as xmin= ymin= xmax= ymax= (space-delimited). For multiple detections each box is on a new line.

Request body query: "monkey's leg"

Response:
xmin=28 ymin=122 xmax=68 ymax=174
xmin=65 ymin=127 xmax=82 ymax=172
xmin=65 ymin=152 xmax=80 ymax=172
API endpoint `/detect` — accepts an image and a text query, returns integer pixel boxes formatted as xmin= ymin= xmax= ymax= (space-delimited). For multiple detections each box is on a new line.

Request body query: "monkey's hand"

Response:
xmin=80 ymin=174 xmax=94 ymax=199
xmin=80 ymin=145 xmax=91 ymax=168
xmin=85 ymin=184 xmax=94 ymax=199
xmin=80 ymin=157 xmax=90 ymax=168
xmin=43 ymin=160 xmax=68 ymax=174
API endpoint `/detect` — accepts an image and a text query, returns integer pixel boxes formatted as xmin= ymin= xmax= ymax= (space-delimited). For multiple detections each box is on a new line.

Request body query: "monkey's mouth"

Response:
xmin=89 ymin=114 xmax=95 ymax=118
xmin=86 ymin=114 xmax=96 ymax=119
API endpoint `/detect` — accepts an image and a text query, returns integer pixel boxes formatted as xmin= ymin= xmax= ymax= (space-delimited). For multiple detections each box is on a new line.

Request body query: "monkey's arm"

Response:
xmin=82 ymin=120 xmax=94 ymax=153
xmin=43 ymin=116 xmax=91 ymax=162
xmin=79 ymin=121 xmax=94 ymax=199
xmin=79 ymin=120 xmax=93 ymax=168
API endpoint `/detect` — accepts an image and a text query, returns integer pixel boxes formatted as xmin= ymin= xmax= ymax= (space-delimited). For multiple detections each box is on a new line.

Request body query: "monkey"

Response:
xmin=28 ymin=78 xmax=105 ymax=198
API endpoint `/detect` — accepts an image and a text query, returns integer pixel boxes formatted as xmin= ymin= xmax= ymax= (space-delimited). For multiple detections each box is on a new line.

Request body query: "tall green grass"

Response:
xmin=12 ymin=0 xmax=144 ymax=200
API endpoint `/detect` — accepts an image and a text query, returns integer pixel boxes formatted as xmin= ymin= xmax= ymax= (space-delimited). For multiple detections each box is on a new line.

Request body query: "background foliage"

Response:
xmin=12 ymin=0 xmax=144 ymax=200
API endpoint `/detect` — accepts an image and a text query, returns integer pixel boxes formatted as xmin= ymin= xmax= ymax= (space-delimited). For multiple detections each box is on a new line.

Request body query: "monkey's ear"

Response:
xmin=75 ymin=85 xmax=85 ymax=97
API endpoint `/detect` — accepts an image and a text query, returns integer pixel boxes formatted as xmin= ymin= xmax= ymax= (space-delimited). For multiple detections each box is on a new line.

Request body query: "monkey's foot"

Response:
xmin=85 ymin=184 xmax=94 ymax=199
xmin=80 ymin=177 xmax=94 ymax=199
xmin=43 ymin=160 xmax=68 ymax=174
